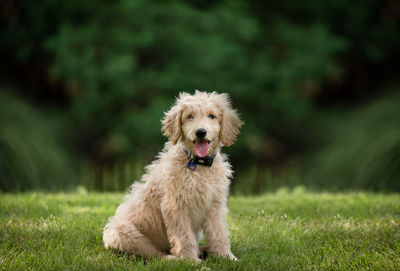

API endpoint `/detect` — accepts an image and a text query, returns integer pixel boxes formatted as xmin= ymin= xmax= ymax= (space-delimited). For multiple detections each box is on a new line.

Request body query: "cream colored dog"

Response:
xmin=103 ymin=91 xmax=242 ymax=262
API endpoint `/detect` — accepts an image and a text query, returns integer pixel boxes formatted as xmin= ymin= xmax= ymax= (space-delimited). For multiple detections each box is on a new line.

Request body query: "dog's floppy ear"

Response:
xmin=217 ymin=93 xmax=243 ymax=147
xmin=161 ymin=96 xmax=184 ymax=144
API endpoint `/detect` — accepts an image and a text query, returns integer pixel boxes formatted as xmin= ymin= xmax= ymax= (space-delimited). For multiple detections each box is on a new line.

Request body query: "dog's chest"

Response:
xmin=177 ymin=168 xmax=226 ymax=210
xmin=182 ymin=173 xmax=214 ymax=197
xmin=180 ymin=173 xmax=221 ymax=227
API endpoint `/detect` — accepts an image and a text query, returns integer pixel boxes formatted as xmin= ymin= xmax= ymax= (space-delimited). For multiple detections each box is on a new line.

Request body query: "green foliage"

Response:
xmin=303 ymin=91 xmax=400 ymax=191
xmin=2 ymin=0 xmax=347 ymax=155
xmin=1 ymin=191 xmax=399 ymax=270
xmin=1 ymin=0 xmax=399 ymax=191
xmin=0 ymin=92 xmax=77 ymax=191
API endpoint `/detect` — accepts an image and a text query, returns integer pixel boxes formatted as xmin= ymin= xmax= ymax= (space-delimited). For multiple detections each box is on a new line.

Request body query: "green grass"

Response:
xmin=1 ymin=189 xmax=399 ymax=270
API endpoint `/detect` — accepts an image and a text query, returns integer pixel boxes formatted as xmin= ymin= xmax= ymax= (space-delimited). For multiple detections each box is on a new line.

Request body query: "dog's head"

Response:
xmin=162 ymin=91 xmax=243 ymax=157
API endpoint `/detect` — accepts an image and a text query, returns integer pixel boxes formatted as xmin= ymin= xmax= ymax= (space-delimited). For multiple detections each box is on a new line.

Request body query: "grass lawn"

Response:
xmin=1 ymin=189 xmax=399 ymax=270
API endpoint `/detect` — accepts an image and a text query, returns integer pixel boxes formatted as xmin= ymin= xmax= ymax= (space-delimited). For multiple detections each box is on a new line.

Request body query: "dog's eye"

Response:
xmin=208 ymin=114 xmax=215 ymax=119
xmin=188 ymin=114 xmax=194 ymax=120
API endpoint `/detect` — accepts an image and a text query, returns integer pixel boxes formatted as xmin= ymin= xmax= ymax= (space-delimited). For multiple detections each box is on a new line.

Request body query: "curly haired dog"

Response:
xmin=103 ymin=91 xmax=243 ymax=262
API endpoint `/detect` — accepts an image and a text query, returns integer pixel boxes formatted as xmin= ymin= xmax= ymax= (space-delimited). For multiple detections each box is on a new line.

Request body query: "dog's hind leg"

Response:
xmin=103 ymin=221 xmax=165 ymax=257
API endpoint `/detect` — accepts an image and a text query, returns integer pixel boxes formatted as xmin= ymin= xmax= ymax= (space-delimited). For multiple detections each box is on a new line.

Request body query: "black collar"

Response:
xmin=183 ymin=149 xmax=216 ymax=170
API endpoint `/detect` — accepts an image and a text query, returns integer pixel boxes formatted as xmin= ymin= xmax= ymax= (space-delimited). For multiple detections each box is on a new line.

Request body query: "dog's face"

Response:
xmin=180 ymin=102 xmax=221 ymax=157
xmin=162 ymin=91 xmax=243 ymax=157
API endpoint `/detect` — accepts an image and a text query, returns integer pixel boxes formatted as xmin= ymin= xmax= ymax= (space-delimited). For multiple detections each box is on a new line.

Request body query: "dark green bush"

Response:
xmin=303 ymin=91 xmax=400 ymax=191
xmin=1 ymin=0 xmax=399 ymax=191
xmin=0 ymin=92 xmax=77 ymax=191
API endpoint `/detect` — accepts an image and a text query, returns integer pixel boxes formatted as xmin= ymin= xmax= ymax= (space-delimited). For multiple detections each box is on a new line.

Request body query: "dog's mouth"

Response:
xmin=192 ymin=139 xmax=210 ymax=157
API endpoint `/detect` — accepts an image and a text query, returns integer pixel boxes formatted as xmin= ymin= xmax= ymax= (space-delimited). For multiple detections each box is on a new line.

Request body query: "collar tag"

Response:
xmin=187 ymin=161 xmax=197 ymax=171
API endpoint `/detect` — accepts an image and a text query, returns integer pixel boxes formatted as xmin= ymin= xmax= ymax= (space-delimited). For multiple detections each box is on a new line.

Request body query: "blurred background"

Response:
xmin=1 ymin=0 xmax=399 ymax=193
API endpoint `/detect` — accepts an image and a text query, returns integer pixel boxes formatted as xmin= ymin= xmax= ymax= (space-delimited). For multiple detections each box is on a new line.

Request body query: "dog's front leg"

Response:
xmin=161 ymin=201 xmax=200 ymax=262
xmin=202 ymin=206 xmax=238 ymax=261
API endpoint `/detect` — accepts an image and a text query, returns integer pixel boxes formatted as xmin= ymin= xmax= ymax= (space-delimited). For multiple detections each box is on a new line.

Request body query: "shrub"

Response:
xmin=303 ymin=91 xmax=400 ymax=191
xmin=0 ymin=92 xmax=77 ymax=191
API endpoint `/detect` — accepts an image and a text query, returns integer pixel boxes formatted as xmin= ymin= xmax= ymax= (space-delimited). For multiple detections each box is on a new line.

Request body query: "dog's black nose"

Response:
xmin=196 ymin=128 xmax=207 ymax=138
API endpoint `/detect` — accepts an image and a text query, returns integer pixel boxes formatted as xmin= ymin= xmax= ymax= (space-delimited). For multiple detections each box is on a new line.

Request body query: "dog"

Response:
xmin=103 ymin=91 xmax=243 ymax=262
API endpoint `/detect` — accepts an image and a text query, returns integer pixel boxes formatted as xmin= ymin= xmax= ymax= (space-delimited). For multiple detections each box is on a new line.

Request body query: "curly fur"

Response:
xmin=103 ymin=91 xmax=243 ymax=262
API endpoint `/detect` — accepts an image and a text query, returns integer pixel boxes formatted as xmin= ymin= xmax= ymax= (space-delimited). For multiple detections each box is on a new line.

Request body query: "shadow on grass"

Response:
xmin=111 ymin=247 xmax=212 ymax=263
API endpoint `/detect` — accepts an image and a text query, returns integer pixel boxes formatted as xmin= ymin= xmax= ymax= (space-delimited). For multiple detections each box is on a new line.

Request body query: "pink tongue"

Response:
xmin=195 ymin=141 xmax=209 ymax=157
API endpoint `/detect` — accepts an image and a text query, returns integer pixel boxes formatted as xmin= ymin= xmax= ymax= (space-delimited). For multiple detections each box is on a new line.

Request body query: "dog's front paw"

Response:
xmin=205 ymin=248 xmax=238 ymax=261
xmin=182 ymin=254 xmax=202 ymax=263
xmin=164 ymin=254 xmax=201 ymax=263
xmin=227 ymin=253 xmax=238 ymax=261
xmin=163 ymin=254 xmax=179 ymax=261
